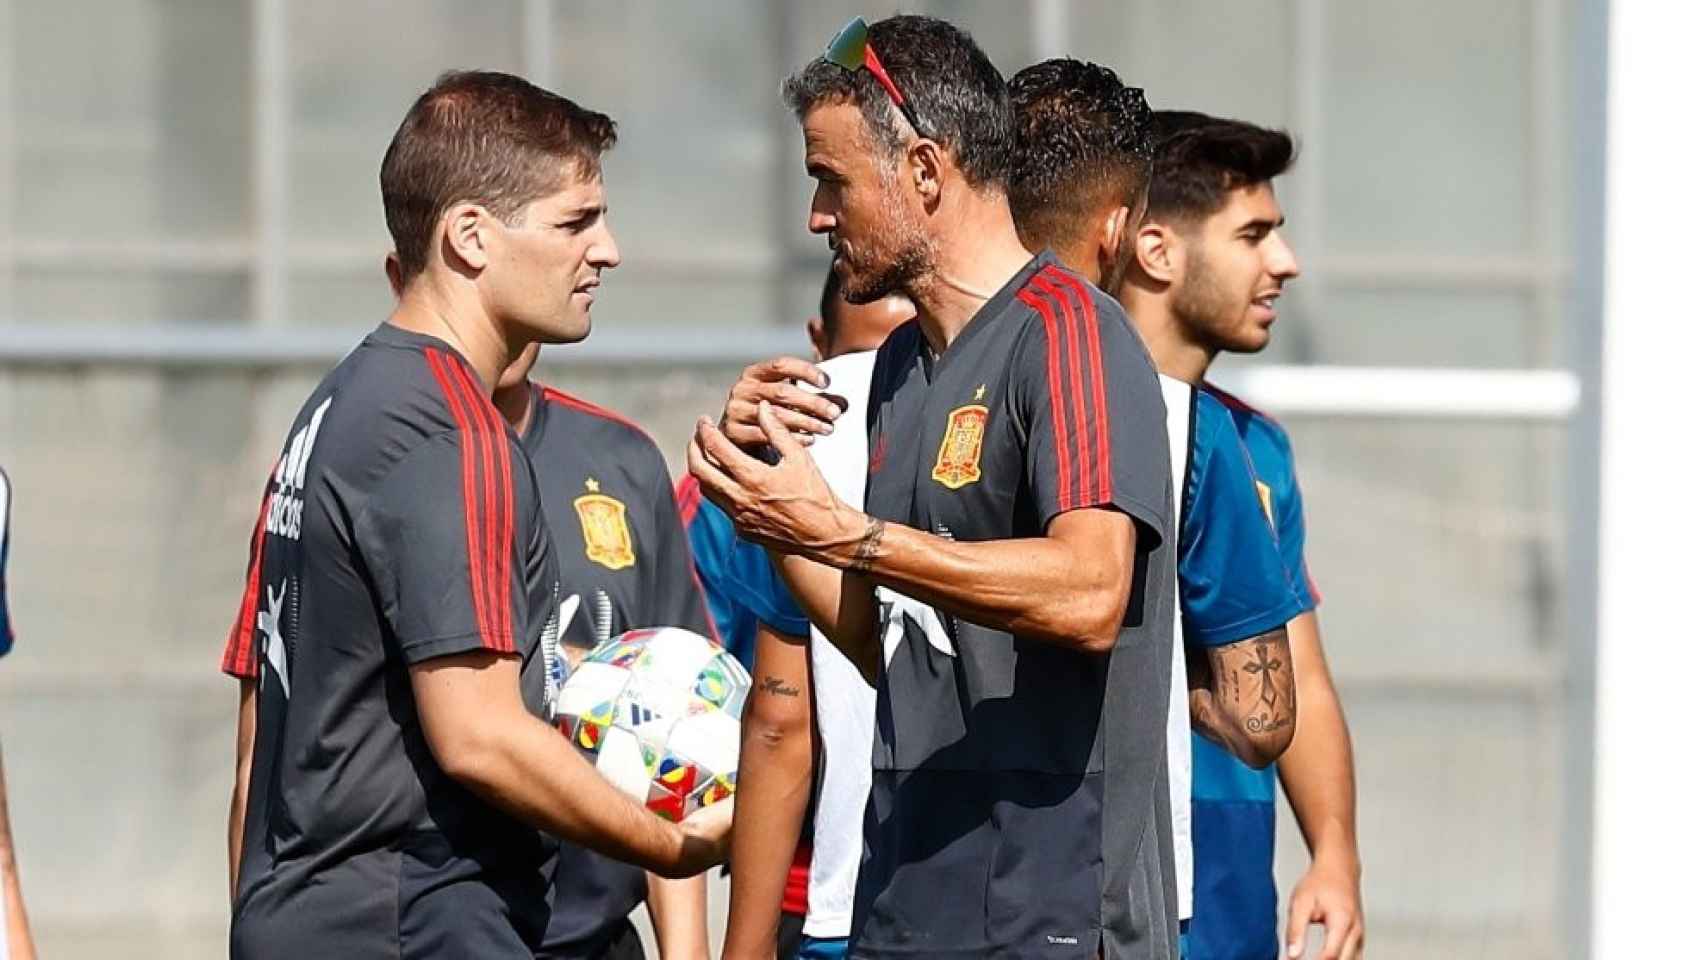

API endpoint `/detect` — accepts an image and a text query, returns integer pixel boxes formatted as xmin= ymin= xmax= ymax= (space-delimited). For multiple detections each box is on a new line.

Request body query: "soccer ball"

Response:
xmin=552 ymin=627 xmax=751 ymax=822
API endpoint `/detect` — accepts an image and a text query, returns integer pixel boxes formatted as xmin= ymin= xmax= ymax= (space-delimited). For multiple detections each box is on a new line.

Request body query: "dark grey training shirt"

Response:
xmin=853 ymin=253 xmax=1178 ymax=960
xmin=521 ymin=383 xmax=717 ymax=958
xmin=223 ymin=323 xmax=562 ymax=959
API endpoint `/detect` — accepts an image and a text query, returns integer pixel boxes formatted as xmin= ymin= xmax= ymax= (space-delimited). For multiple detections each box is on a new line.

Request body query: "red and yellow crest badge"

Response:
xmin=574 ymin=478 xmax=636 ymax=570
xmin=931 ymin=398 xmax=989 ymax=490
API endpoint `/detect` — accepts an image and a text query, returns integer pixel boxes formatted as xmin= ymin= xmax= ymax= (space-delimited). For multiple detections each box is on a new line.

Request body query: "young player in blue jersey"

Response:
xmin=0 ymin=468 xmax=39 ymax=960
xmin=1137 ymin=111 xmax=1360 ymax=960
xmin=1004 ymin=76 xmax=1364 ymax=960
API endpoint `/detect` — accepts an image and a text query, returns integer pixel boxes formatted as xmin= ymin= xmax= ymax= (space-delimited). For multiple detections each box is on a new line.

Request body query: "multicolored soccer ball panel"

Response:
xmin=553 ymin=627 xmax=751 ymax=821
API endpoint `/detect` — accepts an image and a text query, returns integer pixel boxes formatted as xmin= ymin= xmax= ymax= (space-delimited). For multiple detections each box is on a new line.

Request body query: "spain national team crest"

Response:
xmin=574 ymin=478 xmax=636 ymax=570
xmin=931 ymin=395 xmax=989 ymax=490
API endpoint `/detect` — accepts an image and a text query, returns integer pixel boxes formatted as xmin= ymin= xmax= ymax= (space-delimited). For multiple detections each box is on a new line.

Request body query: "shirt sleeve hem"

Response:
xmin=398 ymin=632 xmax=521 ymax=665
xmin=1039 ymin=491 xmax=1168 ymax=543
xmin=754 ymin=614 xmax=812 ymax=639
xmin=1185 ymin=597 xmax=1311 ymax=648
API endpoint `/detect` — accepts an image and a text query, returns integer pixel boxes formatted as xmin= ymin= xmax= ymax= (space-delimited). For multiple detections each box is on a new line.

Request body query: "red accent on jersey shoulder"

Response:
xmin=427 ymin=350 xmax=493 ymax=649
xmin=1015 ymin=286 xmax=1075 ymax=513
xmin=455 ymin=357 xmax=517 ymax=653
xmin=1038 ymin=275 xmax=1094 ymax=507
xmin=427 ymin=349 xmax=516 ymax=654
xmin=1045 ymin=265 xmax=1113 ymax=503
xmin=1200 ymin=381 xmax=1278 ymax=425
xmin=538 ymin=385 xmax=649 ymax=437
xmin=221 ymin=470 xmax=276 ymax=678
xmin=1031 ymin=274 xmax=1094 ymax=507
xmin=674 ymin=474 xmax=703 ymax=527
xmin=457 ymin=360 xmax=516 ymax=653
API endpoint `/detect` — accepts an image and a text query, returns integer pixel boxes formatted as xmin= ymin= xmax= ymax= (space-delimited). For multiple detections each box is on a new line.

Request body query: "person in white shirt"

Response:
xmin=717 ymin=268 xmax=912 ymax=960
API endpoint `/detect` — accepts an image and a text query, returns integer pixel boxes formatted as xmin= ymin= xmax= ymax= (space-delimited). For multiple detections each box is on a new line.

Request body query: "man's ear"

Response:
xmin=1133 ymin=221 xmax=1181 ymax=286
xmin=440 ymin=203 xmax=491 ymax=274
xmin=908 ymin=138 xmax=947 ymax=210
xmin=1097 ymin=205 xmax=1132 ymax=278
xmin=384 ymin=252 xmax=404 ymax=298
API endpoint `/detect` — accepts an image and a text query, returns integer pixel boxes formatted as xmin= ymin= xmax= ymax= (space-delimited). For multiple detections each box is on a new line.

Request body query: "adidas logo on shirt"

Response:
xmin=265 ymin=396 xmax=332 ymax=541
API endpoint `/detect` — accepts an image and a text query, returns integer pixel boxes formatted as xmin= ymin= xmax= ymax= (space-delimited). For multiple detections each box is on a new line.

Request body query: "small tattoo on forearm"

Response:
xmin=1245 ymin=712 xmax=1292 ymax=734
xmin=760 ymin=676 xmax=800 ymax=697
xmin=849 ymin=517 xmax=886 ymax=573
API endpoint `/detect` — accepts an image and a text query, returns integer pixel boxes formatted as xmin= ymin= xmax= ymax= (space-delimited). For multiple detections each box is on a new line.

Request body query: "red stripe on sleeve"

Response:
xmin=1045 ymin=265 xmax=1113 ymax=503
xmin=220 ymin=474 xmax=275 ymax=678
xmin=426 ymin=350 xmax=498 ymax=651
xmin=451 ymin=359 xmax=516 ymax=652
xmin=1015 ymin=287 xmax=1075 ymax=512
xmin=1031 ymin=274 xmax=1095 ymax=510
xmin=674 ymin=474 xmax=704 ymax=527
xmin=464 ymin=369 xmax=501 ymax=649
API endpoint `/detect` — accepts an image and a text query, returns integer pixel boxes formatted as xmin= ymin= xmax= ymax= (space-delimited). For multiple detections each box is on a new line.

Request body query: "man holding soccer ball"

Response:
xmin=222 ymin=71 xmax=729 ymax=960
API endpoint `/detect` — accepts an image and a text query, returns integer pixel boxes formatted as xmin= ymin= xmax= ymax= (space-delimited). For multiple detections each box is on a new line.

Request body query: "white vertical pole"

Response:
xmin=522 ymin=0 xmax=554 ymax=86
xmin=1288 ymin=0 xmax=1327 ymax=362
xmin=1028 ymin=0 xmax=1069 ymax=61
xmin=1560 ymin=0 xmax=1608 ymax=952
xmin=1593 ymin=2 xmax=1706 ymax=956
xmin=1531 ymin=0 xmax=1565 ymax=362
xmin=0 ymin=0 xmax=15 ymax=324
xmin=252 ymin=0 xmax=288 ymax=328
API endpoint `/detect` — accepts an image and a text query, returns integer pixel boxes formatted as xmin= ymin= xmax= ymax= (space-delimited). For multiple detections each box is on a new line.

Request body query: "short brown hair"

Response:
xmin=380 ymin=70 xmax=617 ymax=282
xmin=1145 ymin=111 xmax=1293 ymax=228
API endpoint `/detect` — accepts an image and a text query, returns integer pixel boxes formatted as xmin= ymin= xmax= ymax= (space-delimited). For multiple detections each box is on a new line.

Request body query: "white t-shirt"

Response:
xmin=1159 ymin=373 xmax=1194 ymax=921
xmin=800 ymin=350 xmax=879 ymax=939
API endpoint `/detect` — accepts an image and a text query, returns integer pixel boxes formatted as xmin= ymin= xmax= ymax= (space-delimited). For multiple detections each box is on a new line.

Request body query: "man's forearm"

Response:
xmin=646 ymin=872 xmax=710 ymax=960
xmin=457 ymin=710 xmax=699 ymax=875
xmin=228 ymin=679 xmax=257 ymax=903
xmin=412 ymin=653 xmax=722 ymax=879
xmin=723 ymin=623 xmax=815 ymax=959
xmin=1276 ymin=613 xmax=1359 ymax=865
xmin=0 ymin=739 xmax=37 ymax=959
xmin=770 ymin=552 xmax=878 ymax=680
xmin=798 ymin=508 xmax=1136 ymax=654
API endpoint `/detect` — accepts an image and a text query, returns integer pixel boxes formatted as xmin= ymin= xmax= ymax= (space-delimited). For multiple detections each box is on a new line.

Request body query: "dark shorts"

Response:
xmin=777 ymin=909 xmax=807 ymax=960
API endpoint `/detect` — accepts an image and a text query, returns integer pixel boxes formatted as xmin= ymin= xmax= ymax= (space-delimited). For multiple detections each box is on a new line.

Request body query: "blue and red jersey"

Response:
xmin=1185 ymin=383 xmax=1319 ymax=960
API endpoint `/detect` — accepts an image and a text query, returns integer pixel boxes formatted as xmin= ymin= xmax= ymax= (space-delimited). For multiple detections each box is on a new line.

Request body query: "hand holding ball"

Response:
xmin=553 ymin=627 xmax=751 ymax=822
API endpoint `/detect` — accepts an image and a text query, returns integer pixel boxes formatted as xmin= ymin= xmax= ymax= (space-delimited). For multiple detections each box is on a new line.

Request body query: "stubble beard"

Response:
xmin=1172 ymin=246 xmax=1259 ymax=356
xmin=841 ymin=178 xmax=931 ymax=305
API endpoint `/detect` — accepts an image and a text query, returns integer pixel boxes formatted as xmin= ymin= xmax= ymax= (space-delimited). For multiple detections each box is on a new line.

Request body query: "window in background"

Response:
xmin=7 ymin=0 xmax=252 ymax=326
xmin=548 ymin=1 xmax=783 ymax=331
xmin=286 ymin=0 xmax=525 ymax=326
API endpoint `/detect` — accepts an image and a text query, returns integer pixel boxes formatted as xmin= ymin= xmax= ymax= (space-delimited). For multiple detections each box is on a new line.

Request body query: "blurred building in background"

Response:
xmin=0 ymin=1 xmax=1595 ymax=957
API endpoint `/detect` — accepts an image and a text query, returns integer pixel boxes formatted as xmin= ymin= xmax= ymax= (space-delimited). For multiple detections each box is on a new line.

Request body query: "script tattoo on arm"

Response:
xmin=759 ymin=676 xmax=800 ymax=698
xmin=1187 ymin=625 xmax=1297 ymax=767
xmin=848 ymin=517 xmax=886 ymax=574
